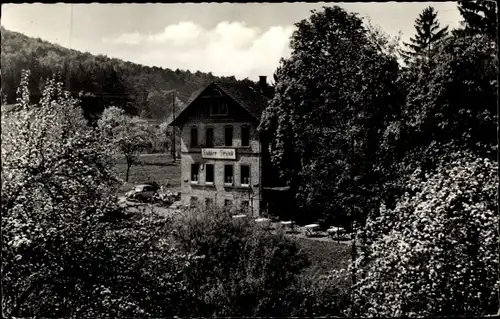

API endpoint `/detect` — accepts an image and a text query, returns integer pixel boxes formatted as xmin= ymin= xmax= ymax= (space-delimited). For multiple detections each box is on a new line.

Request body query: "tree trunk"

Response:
xmin=126 ymin=161 xmax=131 ymax=182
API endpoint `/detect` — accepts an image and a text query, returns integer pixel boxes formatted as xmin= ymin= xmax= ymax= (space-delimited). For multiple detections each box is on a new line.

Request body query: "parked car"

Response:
xmin=126 ymin=183 xmax=159 ymax=202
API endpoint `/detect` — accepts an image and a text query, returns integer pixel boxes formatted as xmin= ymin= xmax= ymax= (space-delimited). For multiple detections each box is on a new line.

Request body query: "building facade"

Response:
xmin=170 ymin=77 xmax=276 ymax=216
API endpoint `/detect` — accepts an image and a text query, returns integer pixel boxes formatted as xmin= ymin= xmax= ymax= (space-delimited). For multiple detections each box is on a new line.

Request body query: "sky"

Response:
xmin=1 ymin=3 xmax=462 ymax=81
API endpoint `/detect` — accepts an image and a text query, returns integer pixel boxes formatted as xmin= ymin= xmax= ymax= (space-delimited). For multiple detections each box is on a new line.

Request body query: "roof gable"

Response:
xmin=170 ymin=81 xmax=270 ymax=126
xmin=215 ymin=81 xmax=270 ymax=120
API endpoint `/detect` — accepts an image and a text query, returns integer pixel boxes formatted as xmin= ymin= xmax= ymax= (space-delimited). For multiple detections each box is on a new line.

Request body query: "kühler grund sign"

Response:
xmin=201 ymin=148 xmax=236 ymax=160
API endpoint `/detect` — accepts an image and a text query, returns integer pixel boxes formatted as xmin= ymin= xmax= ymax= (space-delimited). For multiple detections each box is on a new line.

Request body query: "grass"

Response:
xmin=296 ymin=237 xmax=351 ymax=278
xmin=114 ymin=153 xmax=181 ymax=195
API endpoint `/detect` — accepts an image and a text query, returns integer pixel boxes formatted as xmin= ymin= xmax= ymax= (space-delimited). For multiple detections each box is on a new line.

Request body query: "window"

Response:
xmin=225 ymin=126 xmax=233 ymax=146
xmin=205 ymin=164 xmax=214 ymax=184
xmin=224 ymin=199 xmax=233 ymax=207
xmin=190 ymin=127 xmax=198 ymax=148
xmin=206 ymin=128 xmax=214 ymax=147
xmin=191 ymin=164 xmax=199 ymax=183
xmin=241 ymin=126 xmax=250 ymax=147
xmin=210 ymin=98 xmax=228 ymax=116
xmin=224 ymin=165 xmax=233 ymax=184
xmin=240 ymin=165 xmax=250 ymax=187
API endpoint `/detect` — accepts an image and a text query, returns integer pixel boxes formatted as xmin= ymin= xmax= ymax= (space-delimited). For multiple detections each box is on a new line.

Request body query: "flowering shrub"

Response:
xmin=1 ymin=71 xmax=197 ymax=317
xmin=97 ymin=105 xmax=150 ymax=181
xmin=170 ymin=206 xmax=311 ymax=317
xmin=341 ymin=149 xmax=498 ymax=317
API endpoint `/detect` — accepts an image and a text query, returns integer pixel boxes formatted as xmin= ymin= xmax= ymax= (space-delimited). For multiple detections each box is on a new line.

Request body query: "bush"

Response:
xmin=169 ymin=206 xmax=312 ymax=317
xmin=1 ymin=73 xmax=199 ymax=318
xmin=347 ymin=149 xmax=499 ymax=317
xmin=293 ymin=271 xmax=351 ymax=317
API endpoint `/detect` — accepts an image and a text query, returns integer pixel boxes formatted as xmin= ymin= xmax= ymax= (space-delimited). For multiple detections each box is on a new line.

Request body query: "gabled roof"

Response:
xmin=215 ymin=81 xmax=271 ymax=120
xmin=169 ymin=81 xmax=271 ymax=126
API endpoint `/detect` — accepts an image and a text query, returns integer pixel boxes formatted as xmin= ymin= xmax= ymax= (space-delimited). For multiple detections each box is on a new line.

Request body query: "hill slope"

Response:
xmin=1 ymin=27 xmax=259 ymax=123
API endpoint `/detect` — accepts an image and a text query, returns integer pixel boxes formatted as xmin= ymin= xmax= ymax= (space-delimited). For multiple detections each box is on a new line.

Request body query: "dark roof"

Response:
xmin=169 ymin=81 xmax=271 ymax=126
xmin=215 ymin=81 xmax=270 ymax=120
xmin=184 ymin=83 xmax=211 ymax=107
xmin=164 ymin=86 xmax=203 ymax=125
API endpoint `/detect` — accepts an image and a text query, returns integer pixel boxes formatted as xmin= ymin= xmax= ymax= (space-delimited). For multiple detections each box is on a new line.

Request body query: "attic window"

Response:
xmin=210 ymin=100 xmax=228 ymax=116
xmin=210 ymin=99 xmax=228 ymax=116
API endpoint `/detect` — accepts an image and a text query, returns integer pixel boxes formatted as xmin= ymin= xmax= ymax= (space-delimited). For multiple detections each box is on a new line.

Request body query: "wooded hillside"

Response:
xmin=1 ymin=27 xmax=256 ymax=124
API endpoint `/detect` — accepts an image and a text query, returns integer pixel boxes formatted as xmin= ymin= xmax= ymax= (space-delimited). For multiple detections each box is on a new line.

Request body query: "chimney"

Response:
xmin=259 ymin=76 xmax=267 ymax=92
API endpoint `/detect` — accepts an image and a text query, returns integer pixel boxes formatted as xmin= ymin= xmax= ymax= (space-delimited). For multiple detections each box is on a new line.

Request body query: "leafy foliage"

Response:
xmin=170 ymin=206 xmax=317 ymax=317
xmin=457 ymin=0 xmax=498 ymax=39
xmin=3 ymin=3 xmax=498 ymax=316
xmin=1 ymin=71 xmax=205 ymax=317
xmin=259 ymin=5 xmax=404 ymax=227
xmin=259 ymin=6 xmax=498 ymax=316
xmin=0 ymin=27 xmax=252 ymax=123
xmin=97 ymin=106 xmax=151 ymax=181
xmin=344 ymin=150 xmax=499 ymax=317
xmin=402 ymin=33 xmax=497 ymax=159
xmin=401 ymin=6 xmax=449 ymax=66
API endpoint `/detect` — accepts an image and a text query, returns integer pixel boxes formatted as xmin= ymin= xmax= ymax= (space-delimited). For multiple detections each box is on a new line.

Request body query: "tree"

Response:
xmin=1 ymin=70 xmax=199 ymax=317
xmin=98 ymin=106 xmax=150 ymax=182
xmin=1 ymin=87 xmax=7 ymax=105
xmin=457 ymin=0 xmax=497 ymax=39
xmin=401 ymin=6 xmax=449 ymax=66
xmin=403 ymin=33 xmax=497 ymax=161
xmin=158 ymin=121 xmax=173 ymax=153
xmin=1 ymin=27 xmax=259 ymax=123
xmin=1 ymin=70 xmax=120 ymax=316
xmin=258 ymin=5 xmax=404 ymax=228
xmin=342 ymin=149 xmax=498 ymax=317
xmin=169 ymin=205 xmax=313 ymax=317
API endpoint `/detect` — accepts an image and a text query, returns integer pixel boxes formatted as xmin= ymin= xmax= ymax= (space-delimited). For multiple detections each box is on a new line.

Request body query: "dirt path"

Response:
xmin=267 ymin=227 xmax=352 ymax=244
xmin=118 ymin=197 xmax=176 ymax=217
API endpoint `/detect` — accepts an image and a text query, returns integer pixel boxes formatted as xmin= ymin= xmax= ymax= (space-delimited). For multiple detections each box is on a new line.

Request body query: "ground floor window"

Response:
xmin=205 ymin=164 xmax=214 ymax=184
xmin=240 ymin=165 xmax=250 ymax=186
xmin=224 ymin=165 xmax=234 ymax=184
xmin=191 ymin=164 xmax=199 ymax=183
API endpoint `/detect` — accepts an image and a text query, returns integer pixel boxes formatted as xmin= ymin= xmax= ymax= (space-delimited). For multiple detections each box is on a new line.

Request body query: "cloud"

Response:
xmin=147 ymin=21 xmax=204 ymax=46
xmin=101 ymin=21 xmax=295 ymax=80
xmin=102 ymin=32 xmax=142 ymax=45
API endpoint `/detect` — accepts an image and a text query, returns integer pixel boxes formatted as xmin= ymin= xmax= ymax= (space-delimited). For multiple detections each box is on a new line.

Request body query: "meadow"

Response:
xmin=114 ymin=153 xmax=181 ymax=195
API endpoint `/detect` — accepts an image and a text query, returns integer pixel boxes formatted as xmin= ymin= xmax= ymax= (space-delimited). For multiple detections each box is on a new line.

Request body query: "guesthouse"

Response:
xmin=169 ymin=76 xmax=289 ymax=216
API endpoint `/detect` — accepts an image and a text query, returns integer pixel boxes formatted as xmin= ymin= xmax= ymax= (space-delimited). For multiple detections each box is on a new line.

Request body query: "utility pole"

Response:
xmin=172 ymin=92 xmax=176 ymax=162
xmin=351 ymin=131 xmax=356 ymax=312
xmin=496 ymin=5 xmax=500 ymax=315
xmin=349 ymin=116 xmax=357 ymax=317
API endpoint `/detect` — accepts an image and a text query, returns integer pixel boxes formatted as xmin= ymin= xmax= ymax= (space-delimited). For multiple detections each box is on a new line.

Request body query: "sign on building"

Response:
xmin=201 ymin=148 xmax=236 ymax=160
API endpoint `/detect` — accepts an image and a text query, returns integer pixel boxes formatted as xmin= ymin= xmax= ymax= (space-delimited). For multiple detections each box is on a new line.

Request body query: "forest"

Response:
xmin=1 ymin=26 xmax=257 ymax=124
